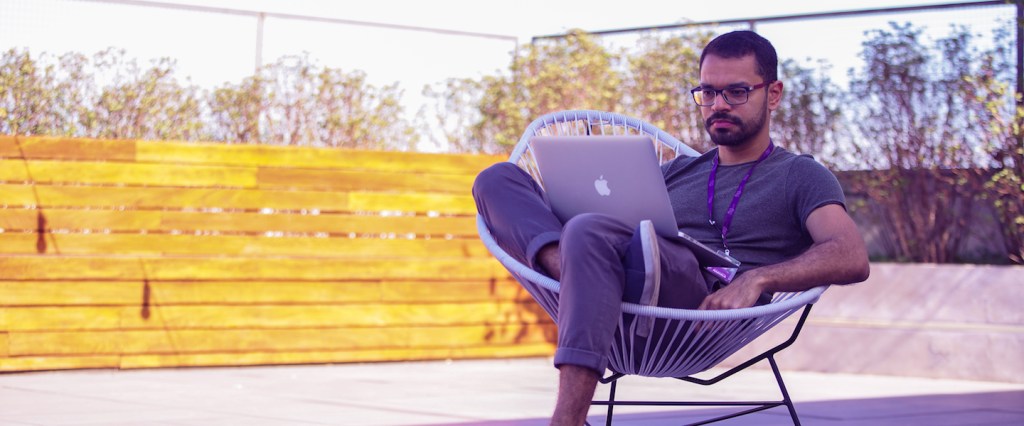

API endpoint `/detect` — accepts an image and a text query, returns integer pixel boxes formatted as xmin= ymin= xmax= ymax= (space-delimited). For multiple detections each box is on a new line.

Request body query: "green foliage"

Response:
xmin=1 ymin=49 xmax=69 ymax=135
xmin=623 ymin=33 xmax=711 ymax=152
xmin=426 ymin=30 xmax=624 ymax=154
xmin=774 ymin=58 xmax=845 ymax=164
xmin=0 ymin=49 xmax=414 ymax=149
xmin=845 ymin=22 xmax=1019 ymax=263
xmin=963 ymin=22 xmax=1024 ymax=263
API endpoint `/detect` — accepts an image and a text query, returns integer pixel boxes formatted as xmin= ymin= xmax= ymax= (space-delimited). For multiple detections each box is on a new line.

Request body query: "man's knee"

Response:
xmin=472 ymin=162 xmax=525 ymax=198
xmin=562 ymin=213 xmax=630 ymax=249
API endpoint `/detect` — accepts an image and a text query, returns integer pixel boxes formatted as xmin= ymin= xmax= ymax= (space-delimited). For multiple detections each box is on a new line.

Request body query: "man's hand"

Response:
xmin=698 ymin=272 xmax=765 ymax=310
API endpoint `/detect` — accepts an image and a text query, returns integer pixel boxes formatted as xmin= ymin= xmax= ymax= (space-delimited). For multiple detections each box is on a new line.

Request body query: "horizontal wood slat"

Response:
xmin=0 ymin=279 xmax=532 ymax=307
xmin=0 ymin=344 xmax=556 ymax=372
xmin=0 ymin=160 xmax=260 ymax=188
xmin=7 ymin=324 xmax=554 ymax=356
xmin=0 ymin=256 xmax=504 ymax=280
xmin=0 ymin=136 xmax=136 ymax=161
xmin=0 ymin=135 xmax=544 ymax=373
xmin=1 ymin=160 xmax=476 ymax=193
xmin=0 ymin=233 xmax=490 ymax=257
xmin=0 ymin=185 xmax=477 ymax=213
xmin=3 ymin=302 xmax=552 ymax=331
xmin=1 ymin=136 xmax=504 ymax=172
xmin=135 ymin=140 xmax=503 ymax=173
xmin=0 ymin=209 xmax=476 ymax=235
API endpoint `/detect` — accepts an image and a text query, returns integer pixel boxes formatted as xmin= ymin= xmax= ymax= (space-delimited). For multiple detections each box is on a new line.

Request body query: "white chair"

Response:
xmin=476 ymin=110 xmax=827 ymax=425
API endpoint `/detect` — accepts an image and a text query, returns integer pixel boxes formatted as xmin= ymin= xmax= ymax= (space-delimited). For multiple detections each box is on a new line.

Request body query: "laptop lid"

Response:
xmin=530 ymin=135 xmax=678 ymax=236
xmin=530 ymin=135 xmax=740 ymax=268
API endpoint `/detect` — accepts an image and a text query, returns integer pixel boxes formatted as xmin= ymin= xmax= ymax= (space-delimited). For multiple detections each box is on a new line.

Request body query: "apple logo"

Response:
xmin=594 ymin=175 xmax=611 ymax=196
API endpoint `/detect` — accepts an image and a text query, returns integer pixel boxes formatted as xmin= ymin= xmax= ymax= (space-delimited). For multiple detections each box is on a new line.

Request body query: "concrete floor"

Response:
xmin=1 ymin=357 xmax=1022 ymax=425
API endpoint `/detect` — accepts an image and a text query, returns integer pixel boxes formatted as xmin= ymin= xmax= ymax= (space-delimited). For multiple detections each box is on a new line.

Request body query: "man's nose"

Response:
xmin=710 ymin=92 xmax=731 ymax=112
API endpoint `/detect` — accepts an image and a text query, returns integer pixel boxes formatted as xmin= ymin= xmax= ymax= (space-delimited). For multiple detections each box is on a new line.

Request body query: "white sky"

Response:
xmin=0 ymin=0 xmax=1013 ymax=150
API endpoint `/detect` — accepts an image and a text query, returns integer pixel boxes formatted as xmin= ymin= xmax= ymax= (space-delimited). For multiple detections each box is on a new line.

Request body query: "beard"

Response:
xmin=703 ymin=99 xmax=768 ymax=147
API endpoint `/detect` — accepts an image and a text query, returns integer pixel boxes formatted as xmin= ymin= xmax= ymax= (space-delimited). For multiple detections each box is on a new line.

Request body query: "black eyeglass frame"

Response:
xmin=689 ymin=81 xmax=774 ymax=106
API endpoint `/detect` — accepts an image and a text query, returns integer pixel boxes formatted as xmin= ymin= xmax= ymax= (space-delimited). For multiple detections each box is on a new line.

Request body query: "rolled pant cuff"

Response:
xmin=525 ymin=231 xmax=561 ymax=273
xmin=553 ymin=347 xmax=606 ymax=374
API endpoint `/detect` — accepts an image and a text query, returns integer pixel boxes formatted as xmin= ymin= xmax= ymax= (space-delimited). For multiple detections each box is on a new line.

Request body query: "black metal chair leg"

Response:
xmin=605 ymin=378 xmax=617 ymax=426
xmin=769 ymin=355 xmax=801 ymax=426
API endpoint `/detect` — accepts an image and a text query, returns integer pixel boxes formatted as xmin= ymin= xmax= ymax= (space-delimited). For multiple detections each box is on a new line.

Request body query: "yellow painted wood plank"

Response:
xmin=0 ymin=255 xmax=146 ymax=280
xmin=117 ymin=343 xmax=555 ymax=369
xmin=0 ymin=135 xmax=18 ymax=157
xmin=151 ymin=279 xmax=524 ymax=305
xmin=108 ymin=302 xmax=552 ymax=330
xmin=0 ymin=281 xmax=144 ymax=306
xmin=0 ymin=354 xmax=120 ymax=372
xmin=0 ymin=280 xmax=379 ymax=306
xmin=0 ymin=209 xmax=475 ymax=236
xmin=0 ymin=209 xmax=39 ymax=229
xmin=8 ymin=324 xmax=555 ymax=356
xmin=0 ymin=279 xmax=525 ymax=307
xmin=144 ymin=257 xmax=503 ymax=281
xmin=5 ymin=185 xmax=475 ymax=214
xmin=0 ymin=160 xmax=30 ymax=181
xmin=148 ymin=281 xmax=384 ymax=305
xmin=0 ymin=233 xmax=52 ymax=255
xmin=0 ymin=256 xmax=504 ymax=280
xmin=381 ymin=279 xmax=531 ymax=303
xmin=8 ymin=160 xmax=259 ymax=188
xmin=0 ymin=185 xmax=37 ymax=206
xmin=2 ymin=307 xmax=123 ymax=331
xmin=42 ymin=234 xmax=490 ymax=257
xmin=25 ymin=184 xmax=351 ymax=211
xmin=348 ymin=192 xmax=477 ymax=214
xmin=256 ymin=167 xmax=475 ymax=194
xmin=11 ymin=136 xmax=136 ymax=161
xmin=136 ymin=140 xmax=503 ymax=174
xmin=156 ymin=210 xmax=477 ymax=235
xmin=0 ymin=332 xmax=7 ymax=357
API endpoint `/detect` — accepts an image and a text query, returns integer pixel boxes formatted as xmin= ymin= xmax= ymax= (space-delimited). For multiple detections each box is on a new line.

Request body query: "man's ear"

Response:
xmin=767 ymin=80 xmax=784 ymax=111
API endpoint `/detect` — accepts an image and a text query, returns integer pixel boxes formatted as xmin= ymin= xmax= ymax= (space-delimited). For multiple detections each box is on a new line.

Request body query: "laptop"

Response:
xmin=530 ymin=135 xmax=740 ymax=269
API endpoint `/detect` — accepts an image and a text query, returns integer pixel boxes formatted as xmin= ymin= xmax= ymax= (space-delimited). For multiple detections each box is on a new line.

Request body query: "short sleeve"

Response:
xmin=787 ymin=155 xmax=846 ymax=233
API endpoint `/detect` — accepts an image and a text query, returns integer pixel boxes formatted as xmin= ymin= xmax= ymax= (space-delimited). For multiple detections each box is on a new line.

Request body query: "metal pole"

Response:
xmin=255 ymin=12 xmax=265 ymax=73
xmin=1017 ymin=0 xmax=1022 ymax=106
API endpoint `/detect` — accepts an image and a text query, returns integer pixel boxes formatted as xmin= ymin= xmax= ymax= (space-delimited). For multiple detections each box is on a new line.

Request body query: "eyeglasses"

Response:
xmin=689 ymin=81 xmax=773 ymax=106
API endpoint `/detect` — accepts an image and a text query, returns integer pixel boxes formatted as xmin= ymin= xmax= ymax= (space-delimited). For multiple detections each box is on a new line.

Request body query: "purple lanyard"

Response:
xmin=707 ymin=142 xmax=775 ymax=256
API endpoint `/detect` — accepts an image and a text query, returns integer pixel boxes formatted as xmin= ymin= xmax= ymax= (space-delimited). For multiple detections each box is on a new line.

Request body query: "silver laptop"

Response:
xmin=530 ymin=135 xmax=740 ymax=268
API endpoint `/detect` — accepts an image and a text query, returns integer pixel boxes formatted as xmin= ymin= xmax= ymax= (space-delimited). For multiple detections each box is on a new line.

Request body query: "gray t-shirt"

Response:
xmin=661 ymin=146 xmax=845 ymax=275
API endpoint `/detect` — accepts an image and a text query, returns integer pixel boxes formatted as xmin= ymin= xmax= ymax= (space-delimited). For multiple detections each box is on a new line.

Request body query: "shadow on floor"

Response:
xmin=419 ymin=390 xmax=1024 ymax=426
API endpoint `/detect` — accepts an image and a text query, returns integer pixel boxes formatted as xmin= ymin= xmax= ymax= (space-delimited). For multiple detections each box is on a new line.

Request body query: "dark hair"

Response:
xmin=699 ymin=30 xmax=778 ymax=82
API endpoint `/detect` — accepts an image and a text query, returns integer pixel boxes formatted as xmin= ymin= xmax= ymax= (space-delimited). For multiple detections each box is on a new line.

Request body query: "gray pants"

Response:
xmin=473 ymin=163 xmax=711 ymax=374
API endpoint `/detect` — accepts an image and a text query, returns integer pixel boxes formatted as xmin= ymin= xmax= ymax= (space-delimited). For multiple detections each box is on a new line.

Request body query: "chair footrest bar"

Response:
xmin=590 ymin=400 xmax=785 ymax=407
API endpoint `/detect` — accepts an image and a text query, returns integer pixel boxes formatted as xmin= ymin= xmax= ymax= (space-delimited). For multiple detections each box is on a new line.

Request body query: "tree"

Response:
xmin=964 ymin=22 xmax=1024 ymax=263
xmin=845 ymin=23 xmax=990 ymax=263
xmin=427 ymin=30 xmax=623 ymax=154
xmin=0 ymin=49 xmax=65 ymax=135
xmin=623 ymin=32 xmax=711 ymax=152
xmin=773 ymin=58 xmax=845 ymax=163
xmin=209 ymin=54 xmax=414 ymax=149
xmin=86 ymin=49 xmax=204 ymax=141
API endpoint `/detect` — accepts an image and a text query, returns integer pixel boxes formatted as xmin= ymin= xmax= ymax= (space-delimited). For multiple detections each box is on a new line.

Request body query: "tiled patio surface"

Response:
xmin=1 ymin=357 xmax=1022 ymax=425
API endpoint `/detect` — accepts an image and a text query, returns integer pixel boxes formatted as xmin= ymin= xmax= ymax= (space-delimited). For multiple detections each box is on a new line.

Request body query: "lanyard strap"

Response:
xmin=707 ymin=142 xmax=775 ymax=256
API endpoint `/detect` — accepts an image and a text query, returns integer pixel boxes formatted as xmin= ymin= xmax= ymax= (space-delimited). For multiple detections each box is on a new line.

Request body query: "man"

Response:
xmin=472 ymin=30 xmax=869 ymax=426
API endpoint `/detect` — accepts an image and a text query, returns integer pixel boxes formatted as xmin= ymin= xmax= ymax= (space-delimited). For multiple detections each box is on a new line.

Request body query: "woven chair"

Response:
xmin=476 ymin=110 xmax=827 ymax=425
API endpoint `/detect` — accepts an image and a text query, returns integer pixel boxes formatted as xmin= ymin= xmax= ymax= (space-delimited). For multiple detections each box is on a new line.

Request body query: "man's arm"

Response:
xmin=698 ymin=203 xmax=870 ymax=310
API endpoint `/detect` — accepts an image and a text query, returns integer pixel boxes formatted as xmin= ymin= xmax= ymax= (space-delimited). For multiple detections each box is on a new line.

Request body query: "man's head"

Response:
xmin=699 ymin=30 xmax=778 ymax=83
xmin=694 ymin=31 xmax=783 ymax=149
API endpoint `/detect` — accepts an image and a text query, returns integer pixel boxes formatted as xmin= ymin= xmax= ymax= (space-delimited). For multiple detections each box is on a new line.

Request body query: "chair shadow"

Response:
xmin=414 ymin=390 xmax=1024 ymax=426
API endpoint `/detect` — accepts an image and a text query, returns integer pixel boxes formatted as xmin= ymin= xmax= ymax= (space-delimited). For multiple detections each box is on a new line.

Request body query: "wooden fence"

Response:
xmin=0 ymin=135 xmax=556 ymax=372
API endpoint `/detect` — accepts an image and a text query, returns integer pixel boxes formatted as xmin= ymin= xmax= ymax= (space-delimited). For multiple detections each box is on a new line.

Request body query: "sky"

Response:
xmin=0 ymin=0 xmax=1013 ymax=150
